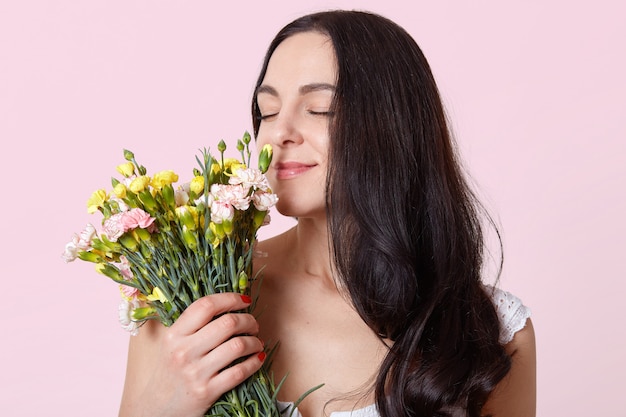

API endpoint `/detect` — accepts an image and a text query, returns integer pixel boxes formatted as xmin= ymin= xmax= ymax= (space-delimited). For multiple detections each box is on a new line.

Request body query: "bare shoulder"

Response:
xmin=483 ymin=318 xmax=536 ymax=417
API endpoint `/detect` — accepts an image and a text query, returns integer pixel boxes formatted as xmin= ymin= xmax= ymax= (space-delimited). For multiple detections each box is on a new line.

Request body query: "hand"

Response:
xmin=119 ymin=293 xmax=265 ymax=417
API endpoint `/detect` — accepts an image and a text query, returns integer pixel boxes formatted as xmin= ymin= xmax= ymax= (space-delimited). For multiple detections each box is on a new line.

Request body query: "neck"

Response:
xmin=289 ymin=217 xmax=334 ymax=284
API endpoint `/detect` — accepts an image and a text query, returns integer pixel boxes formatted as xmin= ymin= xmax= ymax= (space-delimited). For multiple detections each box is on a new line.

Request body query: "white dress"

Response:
xmin=278 ymin=287 xmax=531 ymax=417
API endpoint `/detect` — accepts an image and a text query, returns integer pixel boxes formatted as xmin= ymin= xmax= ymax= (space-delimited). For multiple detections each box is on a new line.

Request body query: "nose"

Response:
xmin=269 ymin=113 xmax=304 ymax=147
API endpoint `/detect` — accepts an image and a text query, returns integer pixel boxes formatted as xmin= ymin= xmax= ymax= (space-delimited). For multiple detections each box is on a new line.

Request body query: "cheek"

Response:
xmin=255 ymin=124 xmax=273 ymax=149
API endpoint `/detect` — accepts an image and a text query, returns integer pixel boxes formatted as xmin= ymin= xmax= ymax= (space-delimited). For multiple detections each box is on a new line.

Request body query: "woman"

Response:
xmin=119 ymin=10 xmax=535 ymax=417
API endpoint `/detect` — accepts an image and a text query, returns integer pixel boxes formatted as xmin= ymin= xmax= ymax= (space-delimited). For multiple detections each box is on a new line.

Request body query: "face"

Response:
xmin=255 ymin=31 xmax=337 ymax=219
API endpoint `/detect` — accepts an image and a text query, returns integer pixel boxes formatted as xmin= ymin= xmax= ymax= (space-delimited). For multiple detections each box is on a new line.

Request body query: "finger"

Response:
xmin=188 ymin=312 xmax=259 ymax=357
xmin=201 ymin=335 xmax=264 ymax=378
xmin=205 ymin=346 xmax=266 ymax=399
xmin=172 ymin=293 xmax=252 ymax=335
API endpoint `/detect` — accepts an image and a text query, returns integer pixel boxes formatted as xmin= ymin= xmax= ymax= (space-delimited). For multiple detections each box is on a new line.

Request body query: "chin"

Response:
xmin=275 ymin=199 xmax=325 ymax=220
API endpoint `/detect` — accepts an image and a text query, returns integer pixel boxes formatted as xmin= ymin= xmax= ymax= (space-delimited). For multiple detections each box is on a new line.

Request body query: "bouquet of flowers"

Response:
xmin=63 ymin=132 xmax=286 ymax=416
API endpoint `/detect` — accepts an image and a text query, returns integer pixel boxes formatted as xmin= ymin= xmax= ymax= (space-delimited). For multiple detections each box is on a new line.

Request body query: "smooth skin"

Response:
xmin=119 ymin=32 xmax=536 ymax=417
xmin=119 ymin=293 xmax=264 ymax=417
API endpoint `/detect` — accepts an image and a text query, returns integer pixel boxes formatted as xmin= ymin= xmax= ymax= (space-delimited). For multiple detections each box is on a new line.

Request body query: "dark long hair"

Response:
xmin=252 ymin=10 xmax=511 ymax=417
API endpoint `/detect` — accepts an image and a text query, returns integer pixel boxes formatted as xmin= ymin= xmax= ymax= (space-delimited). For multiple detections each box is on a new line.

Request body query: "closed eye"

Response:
xmin=308 ymin=110 xmax=334 ymax=117
xmin=259 ymin=113 xmax=278 ymax=121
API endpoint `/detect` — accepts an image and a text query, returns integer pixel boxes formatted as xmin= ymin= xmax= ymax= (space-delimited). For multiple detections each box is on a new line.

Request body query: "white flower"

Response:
xmin=252 ymin=190 xmax=278 ymax=211
xmin=229 ymin=168 xmax=266 ymax=191
xmin=175 ymin=184 xmax=190 ymax=206
xmin=61 ymin=241 xmax=78 ymax=262
xmin=62 ymin=223 xmax=97 ymax=262
xmin=118 ymin=298 xmax=141 ymax=336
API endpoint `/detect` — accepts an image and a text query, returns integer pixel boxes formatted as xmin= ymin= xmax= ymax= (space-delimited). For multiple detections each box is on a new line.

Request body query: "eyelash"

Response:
xmin=258 ymin=110 xmax=334 ymax=121
xmin=308 ymin=110 xmax=334 ymax=116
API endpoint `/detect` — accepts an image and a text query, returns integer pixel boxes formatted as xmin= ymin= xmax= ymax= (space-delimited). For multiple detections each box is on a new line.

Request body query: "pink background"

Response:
xmin=1 ymin=1 xmax=624 ymax=415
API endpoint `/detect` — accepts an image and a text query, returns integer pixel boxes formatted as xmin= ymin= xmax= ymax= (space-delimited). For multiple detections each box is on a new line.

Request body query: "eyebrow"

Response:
xmin=256 ymin=82 xmax=336 ymax=97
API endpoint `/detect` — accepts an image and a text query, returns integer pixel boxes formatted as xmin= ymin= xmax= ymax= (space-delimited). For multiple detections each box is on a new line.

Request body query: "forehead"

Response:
xmin=262 ymin=31 xmax=337 ymax=88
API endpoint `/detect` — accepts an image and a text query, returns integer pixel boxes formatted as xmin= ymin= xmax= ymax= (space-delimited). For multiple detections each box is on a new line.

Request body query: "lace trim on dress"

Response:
xmin=278 ymin=401 xmax=378 ymax=417
xmin=487 ymin=286 xmax=532 ymax=345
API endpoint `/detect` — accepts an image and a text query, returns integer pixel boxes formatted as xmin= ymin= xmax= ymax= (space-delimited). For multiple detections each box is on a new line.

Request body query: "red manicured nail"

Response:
xmin=241 ymin=295 xmax=252 ymax=303
xmin=257 ymin=352 xmax=266 ymax=362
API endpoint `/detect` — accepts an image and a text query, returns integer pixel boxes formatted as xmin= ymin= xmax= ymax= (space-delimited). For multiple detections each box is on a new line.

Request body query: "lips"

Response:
xmin=273 ymin=161 xmax=316 ymax=180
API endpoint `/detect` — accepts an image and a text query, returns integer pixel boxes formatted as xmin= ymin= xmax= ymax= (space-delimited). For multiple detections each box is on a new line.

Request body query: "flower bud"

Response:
xmin=78 ymin=251 xmax=105 ymax=263
xmin=242 ymin=131 xmax=251 ymax=145
xmin=210 ymin=221 xmax=225 ymax=240
xmin=238 ymin=271 xmax=249 ymax=293
xmin=161 ymin=183 xmax=176 ymax=210
xmin=123 ymin=149 xmax=135 ymax=161
xmin=204 ymin=226 xmax=218 ymax=248
xmin=253 ymin=208 xmax=268 ymax=229
xmin=218 ymin=139 xmax=227 ymax=153
xmin=91 ymin=238 xmax=120 ymax=258
xmin=182 ymin=227 xmax=198 ymax=250
xmin=119 ymin=234 xmax=139 ymax=251
xmin=131 ymin=306 xmax=157 ymax=321
xmin=138 ymin=190 xmax=158 ymax=212
xmin=176 ymin=206 xmax=197 ymax=231
xmin=133 ymin=227 xmax=152 ymax=242
xmin=258 ymin=144 xmax=273 ymax=173
xmin=95 ymin=263 xmax=124 ymax=281
xmin=222 ymin=219 xmax=234 ymax=236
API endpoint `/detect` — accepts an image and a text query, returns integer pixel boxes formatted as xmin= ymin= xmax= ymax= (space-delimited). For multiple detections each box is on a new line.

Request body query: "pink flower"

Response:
xmin=102 ymin=213 xmax=126 ymax=242
xmin=117 ymin=256 xmax=139 ymax=299
xmin=118 ymin=255 xmax=134 ymax=280
xmin=121 ymin=208 xmax=156 ymax=232
xmin=210 ymin=183 xmax=250 ymax=211
xmin=252 ymin=190 xmax=278 ymax=211
xmin=210 ymin=200 xmax=235 ymax=224
xmin=120 ymin=283 xmax=139 ymax=299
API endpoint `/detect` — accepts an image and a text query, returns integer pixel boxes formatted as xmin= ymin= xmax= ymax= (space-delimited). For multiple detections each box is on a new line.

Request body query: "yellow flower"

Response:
xmin=224 ymin=158 xmax=245 ymax=174
xmin=190 ymin=176 xmax=204 ymax=195
xmin=211 ymin=162 xmax=222 ymax=176
xmin=129 ymin=175 xmax=151 ymax=193
xmin=146 ymin=287 xmax=168 ymax=303
xmin=87 ymin=189 xmax=108 ymax=214
xmin=116 ymin=161 xmax=135 ymax=177
xmin=113 ymin=183 xmax=127 ymax=198
xmin=151 ymin=170 xmax=179 ymax=190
